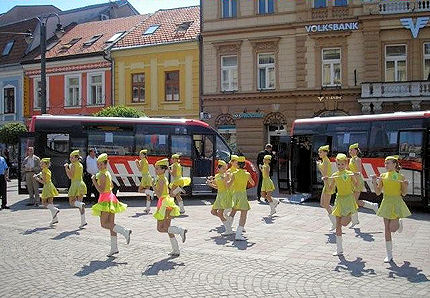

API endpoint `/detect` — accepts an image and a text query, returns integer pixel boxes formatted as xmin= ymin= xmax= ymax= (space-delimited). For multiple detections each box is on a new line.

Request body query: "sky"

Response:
xmin=0 ymin=0 xmax=200 ymax=14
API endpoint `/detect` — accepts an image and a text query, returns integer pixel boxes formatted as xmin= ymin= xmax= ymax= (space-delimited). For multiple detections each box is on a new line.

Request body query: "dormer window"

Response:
xmin=83 ymin=35 xmax=103 ymax=47
xmin=2 ymin=40 xmax=14 ymax=56
xmin=60 ymin=38 xmax=81 ymax=50
xmin=106 ymin=31 xmax=125 ymax=43
xmin=143 ymin=25 xmax=160 ymax=35
xmin=176 ymin=22 xmax=193 ymax=32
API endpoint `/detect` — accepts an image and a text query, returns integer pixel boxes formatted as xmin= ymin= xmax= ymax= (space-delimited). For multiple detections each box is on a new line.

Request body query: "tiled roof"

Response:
xmin=114 ymin=6 xmax=200 ymax=49
xmin=0 ymin=5 xmax=61 ymax=27
xmin=39 ymin=14 xmax=149 ymax=60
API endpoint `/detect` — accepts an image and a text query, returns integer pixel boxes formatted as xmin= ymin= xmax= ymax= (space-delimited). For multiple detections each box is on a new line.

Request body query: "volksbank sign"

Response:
xmin=305 ymin=21 xmax=359 ymax=33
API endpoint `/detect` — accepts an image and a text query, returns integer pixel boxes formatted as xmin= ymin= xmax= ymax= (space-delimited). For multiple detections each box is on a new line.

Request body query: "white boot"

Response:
xmin=333 ymin=235 xmax=343 ymax=256
xmin=167 ymin=226 xmax=187 ymax=243
xmin=384 ymin=241 xmax=393 ymax=263
xmin=47 ymin=204 xmax=60 ymax=223
xmin=269 ymin=202 xmax=276 ymax=216
xmin=79 ymin=211 xmax=87 ymax=228
xmin=235 ymin=225 xmax=246 ymax=241
xmin=172 ymin=187 xmax=182 ymax=196
xmin=144 ymin=189 xmax=154 ymax=198
xmin=107 ymin=236 xmax=119 ymax=257
xmin=178 ymin=201 xmax=185 ymax=214
xmin=350 ymin=212 xmax=359 ymax=228
xmin=222 ymin=220 xmax=234 ymax=236
xmin=74 ymin=200 xmax=85 ymax=212
xmin=363 ymin=201 xmax=379 ymax=213
xmin=223 ymin=209 xmax=231 ymax=219
xmin=328 ymin=213 xmax=336 ymax=231
xmin=113 ymin=224 xmax=132 ymax=244
xmin=168 ymin=236 xmax=180 ymax=256
xmin=397 ymin=219 xmax=403 ymax=233
xmin=145 ymin=200 xmax=151 ymax=213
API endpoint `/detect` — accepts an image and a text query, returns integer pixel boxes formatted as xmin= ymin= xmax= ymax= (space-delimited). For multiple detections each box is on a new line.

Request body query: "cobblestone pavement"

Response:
xmin=1 ymin=181 xmax=429 ymax=297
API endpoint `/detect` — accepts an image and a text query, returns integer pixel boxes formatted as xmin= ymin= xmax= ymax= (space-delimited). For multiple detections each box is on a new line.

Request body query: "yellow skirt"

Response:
xmin=169 ymin=177 xmax=191 ymax=188
xmin=41 ymin=182 xmax=59 ymax=200
xmin=212 ymin=190 xmax=233 ymax=210
xmin=353 ymin=175 xmax=365 ymax=193
xmin=68 ymin=180 xmax=87 ymax=197
xmin=261 ymin=177 xmax=275 ymax=192
xmin=140 ymin=173 xmax=153 ymax=188
xmin=377 ymin=195 xmax=411 ymax=219
xmin=332 ymin=193 xmax=358 ymax=217
xmin=153 ymin=196 xmax=180 ymax=221
xmin=232 ymin=191 xmax=250 ymax=211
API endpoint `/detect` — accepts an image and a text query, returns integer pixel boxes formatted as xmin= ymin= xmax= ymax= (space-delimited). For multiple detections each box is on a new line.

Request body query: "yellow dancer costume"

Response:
xmin=228 ymin=155 xmax=239 ymax=173
xmin=261 ymin=155 xmax=275 ymax=192
xmin=231 ymin=157 xmax=251 ymax=211
xmin=68 ymin=151 xmax=87 ymax=197
xmin=139 ymin=150 xmax=153 ymax=188
xmin=212 ymin=161 xmax=233 ymax=210
xmin=349 ymin=143 xmax=364 ymax=192
xmin=318 ymin=146 xmax=333 ymax=194
xmin=40 ymin=161 xmax=59 ymax=200
xmin=331 ymin=155 xmax=358 ymax=217
xmin=169 ymin=154 xmax=191 ymax=189
xmin=154 ymin=159 xmax=180 ymax=221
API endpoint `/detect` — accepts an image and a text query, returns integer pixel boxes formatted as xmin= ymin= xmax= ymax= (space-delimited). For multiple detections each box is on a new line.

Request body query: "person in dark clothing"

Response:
xmin=257 ymin=144 xmax=275 ymax=200
xmin=0 ymin=155 xmax=10 ymax=210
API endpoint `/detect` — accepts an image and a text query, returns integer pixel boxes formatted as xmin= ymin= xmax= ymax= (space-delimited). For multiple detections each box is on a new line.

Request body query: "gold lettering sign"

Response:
xmin=318 ymin=95 xmax=342 ymax=102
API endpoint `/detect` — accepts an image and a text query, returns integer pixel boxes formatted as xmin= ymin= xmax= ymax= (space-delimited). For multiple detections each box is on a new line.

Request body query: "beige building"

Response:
xmin=201 ymin=0 xmax=430 ymax=161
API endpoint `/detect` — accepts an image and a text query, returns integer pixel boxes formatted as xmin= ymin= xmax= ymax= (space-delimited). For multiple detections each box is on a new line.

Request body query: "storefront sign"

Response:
xmin=400 ymin=17 xmax=429 ymax=38
xmin=318 ymin=95 xmax=342 ymax=102
xmin=305 ymin=22 xmax=359 ymax=33
xmin=233 ymin=112 xmax=264 ymax=119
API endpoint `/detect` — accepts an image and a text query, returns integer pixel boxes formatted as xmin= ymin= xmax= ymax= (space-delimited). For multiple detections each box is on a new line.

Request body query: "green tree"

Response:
xmin=0 ymin=122 xmax=28 ymax=145
xmin=93 ymin=106 xmax=145 ymax=118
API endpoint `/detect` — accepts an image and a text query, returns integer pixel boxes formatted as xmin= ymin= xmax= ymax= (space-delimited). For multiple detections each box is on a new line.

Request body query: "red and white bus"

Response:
xmin=290 ymin=111 xmax=430 ymax=206
xmin=19 ymin=115 xmax=258 ymax=196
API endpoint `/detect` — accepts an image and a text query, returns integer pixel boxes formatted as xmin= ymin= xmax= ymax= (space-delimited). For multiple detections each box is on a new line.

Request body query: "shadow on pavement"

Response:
xmin=75 ymin=257 xmax=128 ymax=277
xmin=387 ymin=261 xmax=430 ymax=283
xmin=130 ymin=212 xmax=149 ymax=218
xmin=334 ymin=256 xmax=376 ymax=277
xmin=142 ymin=256 xmax=185 ymax=276
xmin=21 ymin=226 xmax=54 ymax=235
xmin=261 ymin=215 xmax=278 ymax=224
xmin=325 ymin=233 xmax=336 ymax=244
xmin=51 ymin=229 xmax=81 ymax=240
xmin=352 ymin=228 xmax=382 ymax=242
xmin=227 ymin=238 xmax=256 ymax=251
xmin=209 ymin=225 xmax=224 ymax=234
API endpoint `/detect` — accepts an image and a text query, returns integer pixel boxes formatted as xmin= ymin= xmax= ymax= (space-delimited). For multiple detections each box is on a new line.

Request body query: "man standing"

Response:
xmin=85 ymin=148 xmax=99 ymax=201
xmin=257 ymin=144 xmax=275 ymax=200
xmin=0 ymin=154 xmax=9 ymax=210
xmin=21 ymin=147 xmax=41 ymax=206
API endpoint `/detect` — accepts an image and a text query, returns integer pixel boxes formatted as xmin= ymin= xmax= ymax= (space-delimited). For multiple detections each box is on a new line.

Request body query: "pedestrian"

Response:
xmin=260 ymin=155 xmax=280 ymax=216
xmin=34 ymin=158 xmax=59 ymax=225
xmin=169 ymin=153 xmax=191 ymax=214
xmin=21 ymin=147 xmax=41 ymax=206
xmin=323 ymin=153 xmax=359 ymax=256
xmin=136 ymin=149 xmax=154 ymax=213
xmin=225 ymin=156 xmax=255 ymax=241
xmin=348 ymin=143 xmax=379 ymax=227
xmin=91 ymin=154 xmax=131 ymax=257
xmin=0 ymin=154 xmax=9 ymax=210
xmin=206 ymin=160 xmax=234 ymax=235
xmin=64 ymin=150 xmax=87 ymax=228
xmin=372 ymin=155 xmax=411 ymax=263
xmin=85 ymin=148 xmax=99 ymax=202
xmin=153 ymin=158 xmax=187 ymax=257
xmin=257 ymin=144 xmax=274 ymax=201
xmin=317 ymin=145 xmax=336 ymax=230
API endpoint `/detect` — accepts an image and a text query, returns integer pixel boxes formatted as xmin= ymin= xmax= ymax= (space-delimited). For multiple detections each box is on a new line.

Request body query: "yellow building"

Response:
xmin=111 ymin=6 xmax=200 ymax=118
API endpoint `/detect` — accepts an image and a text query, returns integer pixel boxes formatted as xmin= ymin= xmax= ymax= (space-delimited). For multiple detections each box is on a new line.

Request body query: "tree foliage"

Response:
xmin=93 ymin=106 xmax=145 ymax=118
xmin=0 ymin=122 xmax=28 ymax=145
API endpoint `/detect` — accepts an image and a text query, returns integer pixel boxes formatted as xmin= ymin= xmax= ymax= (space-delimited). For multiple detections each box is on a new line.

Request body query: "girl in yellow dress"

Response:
xmin=91 ymin=154 xmax=131 ymax=257
xmin=317 ymin=145 xmax=336 ymax=230
xmin=228 ymin=155 xmax=239 ymax=173
xmin=136 ymin=149 xmax=154 ymax=214
xmin=371 ymin=155 xmax=411 ymax=263
xmin=225 ymin=156 xmax=255 ymax=241
xmin=324 ymin=153 xmax=359 ymax=256
xmin=260 ymin=155 xmax=279 ymax=216
xmin=169 ymin=153 xmax=191 ymax=214
xmin=34 ymin=158 xmax=60 ymax=225
xmin=348 ymin=143 xmax=379 ymax=227
xmin=64 ymin=150 xmax=87 ymax=228
xmin=206 ymin=160 xmax=234 ymax=235
xmin=154 ymin=158 xmax=187 ymax=256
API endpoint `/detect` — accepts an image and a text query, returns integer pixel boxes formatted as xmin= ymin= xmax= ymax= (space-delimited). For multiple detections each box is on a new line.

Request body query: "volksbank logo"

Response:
xmin=400 ymin=17 xmax=429 ymax=38
xmin=305 ymin=22 xmax=359 ymax=33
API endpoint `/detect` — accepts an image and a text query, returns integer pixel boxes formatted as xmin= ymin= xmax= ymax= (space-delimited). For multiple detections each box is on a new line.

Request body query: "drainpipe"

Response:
xmin=103 ymin=50 xmax=114 ymax=107
xmin=199 ymin=0 xmax=204 ymax=118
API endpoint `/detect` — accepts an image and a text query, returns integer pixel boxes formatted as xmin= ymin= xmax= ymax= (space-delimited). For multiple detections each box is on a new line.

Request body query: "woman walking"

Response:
xmin=260 ymin=155 xmax=279 ymax=216
xmin=136 ymin=149 xmax=154 ymax=213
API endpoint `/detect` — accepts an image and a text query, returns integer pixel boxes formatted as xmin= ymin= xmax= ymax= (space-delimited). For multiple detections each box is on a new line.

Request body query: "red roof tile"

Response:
xmin=114 ymin=6 xmax=200 ymax=49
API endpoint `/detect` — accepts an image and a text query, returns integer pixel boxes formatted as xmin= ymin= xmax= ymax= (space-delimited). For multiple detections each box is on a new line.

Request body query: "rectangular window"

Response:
xmin=424 ymin=43 xmax=430 ymax=80
xmin=132 ymin=73 xmax=145 ymax=103
xmin=171 ymin=135 xmax=192 ymax=157
xmin=165 ymin=71 xmax=180 ymax=101
xmin=221 ymin=55 xmax=238 ymax=91
xmin=257 ymin=53 xmax=275 ymax=90
xmin=2 ymin=40 xmax=14 ymax=56
xmin=88 ymin=130 xmax=135 ymax=156
xmin=3 ymin=87 xmax=14 ymax=114
xmin=87 ymin=73 xmax=104 ymax=105
xmin=258 ymin=0 xmax=274 ymax=14
xmin=385 ymin=45 xmax=407 ymax=82
xmin=334 ymin=0 xmax=348 ymax=6
xmin=322 ymin=48 xmax=341 ymax=86
xmin=33 ymin=78 xmax=49 ymax=109
xmin=314 ymin=0 xmax=327 ymax=8
xmin=222 ymin=0 xmax=237 ymax=18
xmin=65 ymin=75 xmax=81 ymax=107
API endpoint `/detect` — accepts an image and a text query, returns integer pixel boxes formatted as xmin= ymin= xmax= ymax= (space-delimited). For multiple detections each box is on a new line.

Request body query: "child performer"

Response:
xmin=206 ymin=160 xmax=234 ymax=235
xmin=91 ymin=154 xmax=131 ymax=257
xmin=260 ymin=155 xmax=279 ymax=216
xmin=64 ymin=150 xmax=87 ymax=228
xmin=324 ymin=153 xmax=358 ymax=256
xmin=226 ymin=156 xmax=255 ymax=241
xmin=224 ymin=154 xmax=239 ymax=219
xmin=317 ymin=145 xmax=336 ymax=230
xmin=154 ymin=158 xmax=187 ymax=256
xmin=348 ymin=143 xmax=379 ymax=227
xmin=372 ymin=155 xmax=411 ymax=263
xmin=136 ymin=149 xmax=154 ymax=213
xmin=169 ymin=153 xmax=191 ymax=214
xmin=34 ymin=158 xmax=59 ymax=225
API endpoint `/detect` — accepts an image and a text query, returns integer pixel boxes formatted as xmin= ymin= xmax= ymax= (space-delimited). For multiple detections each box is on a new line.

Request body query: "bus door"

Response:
xmin=192 ymin=134 xmax=215 ymax=195
xmin=426 ymin=128 xmax=430 ymax=206
xmin=18 ymin=133 xmax=36 ymax=194
xmin=276 ymin=136 xmax=291 ymax=193
xmin=291 ymin=135 xmax=312 ymax=193
xmin=398 ymin=129 xmax=425 ymax=201
xmin=311 ymin=135 xmax=333 ymax=195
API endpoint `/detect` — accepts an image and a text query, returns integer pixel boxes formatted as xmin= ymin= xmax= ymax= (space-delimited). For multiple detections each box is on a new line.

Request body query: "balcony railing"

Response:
xmin=361 ymin=81 xmax=430 ymax=98
xmin=379 ymin=0 xmax=430 ymax=14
